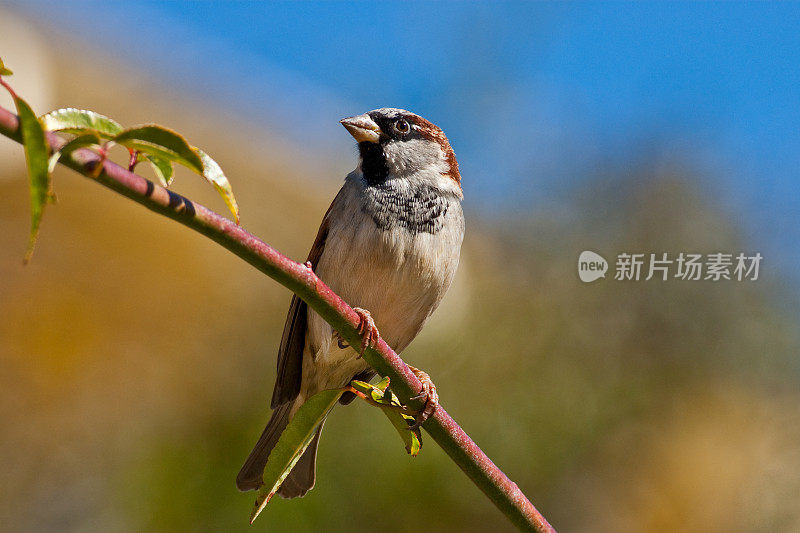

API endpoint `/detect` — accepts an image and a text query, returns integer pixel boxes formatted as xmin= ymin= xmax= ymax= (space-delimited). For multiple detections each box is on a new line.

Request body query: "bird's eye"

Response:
xmin=394 ymin=119 xmax=410 ymax=134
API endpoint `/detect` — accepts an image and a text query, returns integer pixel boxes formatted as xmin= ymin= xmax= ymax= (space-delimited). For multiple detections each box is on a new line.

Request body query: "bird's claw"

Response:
xmin=352 ymin=307 xmax=378 ymax=357
xmin=406 ymin=365 xmax=439 ymax=430
xmin=336 ymin=308 xmax=379 ymax=356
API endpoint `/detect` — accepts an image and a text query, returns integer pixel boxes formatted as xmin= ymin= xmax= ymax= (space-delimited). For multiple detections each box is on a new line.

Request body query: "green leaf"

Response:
xmin=350 ymin=379 xmax=380 ymax=398
xmin=194 ymin=148 xmax=239 ymax=223
xmin=40 ymin=108 xmax=123 ymax=138
xmin=350 ymin=379 xmax=395 ymax=404
xmin=0 ymin=57 xmax=12 ymax=76
xmin=145 ymin=155 xmax=174 ymax=187
xmin=48 ymin=132 xmax=102 ymax=174
xmin=250 ymin=388 xmax=344 ymax=523
xmin=14 ymin=97 xmax=50 ymax=262
xmin=114 ymin=125 xmax=203 ymax=174
xmin=350 ymin=379 xmax=422 ymax=456
xmin=383 ymin=405 xmax=423 ymax=456
xmin=375 ymin=376 xmax=391 ymax=392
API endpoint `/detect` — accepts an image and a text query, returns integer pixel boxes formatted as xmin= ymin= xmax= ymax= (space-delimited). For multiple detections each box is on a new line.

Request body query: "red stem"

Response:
xmin=127 ymin=148 xmax=139 ymax=171
xmin=0 ymin=103 xmax=555 ymax=532
xmin=0 ymin=77 xmax=19 ymax=100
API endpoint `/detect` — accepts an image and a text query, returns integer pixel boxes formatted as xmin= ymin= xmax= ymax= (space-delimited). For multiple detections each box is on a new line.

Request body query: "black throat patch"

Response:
xmin=358 ymin=142 xmax=389 ymax=186
xmin=361 ymin=180 xmax=454 ymax=235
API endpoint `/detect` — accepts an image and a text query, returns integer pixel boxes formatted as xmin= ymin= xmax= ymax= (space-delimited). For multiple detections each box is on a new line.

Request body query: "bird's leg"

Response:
xmin=352 ymin=307 xmax=378 ymax=357
xmin=406 ymin=365 xmax=439 ymax=430
xmin=336 ymin=307 xmax=379 ymax=356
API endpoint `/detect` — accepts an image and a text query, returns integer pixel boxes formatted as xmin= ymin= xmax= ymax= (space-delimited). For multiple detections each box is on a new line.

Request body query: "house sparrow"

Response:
xmin=236 ymin=108 xmax=464 ymax=497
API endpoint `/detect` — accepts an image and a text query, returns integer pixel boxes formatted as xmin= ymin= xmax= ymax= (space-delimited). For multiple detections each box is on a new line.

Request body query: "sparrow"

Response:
xmin=236 ymin=108 xmax=465 ymax=498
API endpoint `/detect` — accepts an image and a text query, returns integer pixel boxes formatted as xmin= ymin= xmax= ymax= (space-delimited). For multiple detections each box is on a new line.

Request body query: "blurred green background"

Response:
xmin=1 ymin=5 xmax=799 ymax=532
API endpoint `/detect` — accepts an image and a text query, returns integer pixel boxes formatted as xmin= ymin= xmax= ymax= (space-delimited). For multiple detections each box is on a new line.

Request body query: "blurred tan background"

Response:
xmin=2 ymin=9 xmax=800 ymax=533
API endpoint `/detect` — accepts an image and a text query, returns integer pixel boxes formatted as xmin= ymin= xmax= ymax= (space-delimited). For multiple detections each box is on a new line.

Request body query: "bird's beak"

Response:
xmin=340 ymin=114 xmax=381 ymax=143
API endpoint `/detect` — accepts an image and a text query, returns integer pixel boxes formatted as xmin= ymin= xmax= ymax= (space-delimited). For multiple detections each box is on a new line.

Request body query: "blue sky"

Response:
xmin=6 ymin=1 xmax=800 ymax=282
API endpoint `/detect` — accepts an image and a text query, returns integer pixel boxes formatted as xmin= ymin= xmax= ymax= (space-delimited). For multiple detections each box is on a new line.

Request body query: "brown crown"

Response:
xmin=407 ymin=115 xmax=462 ymax=185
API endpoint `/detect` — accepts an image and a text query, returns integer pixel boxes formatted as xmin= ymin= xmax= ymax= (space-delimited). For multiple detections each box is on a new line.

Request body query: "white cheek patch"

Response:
xmin=383 ymin=138 xmax=448 ymax=176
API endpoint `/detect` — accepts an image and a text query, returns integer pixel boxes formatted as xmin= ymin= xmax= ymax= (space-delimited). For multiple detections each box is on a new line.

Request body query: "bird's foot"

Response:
xmin=406 ymin=365 xmax=439 ymax=430
xmin=352 ymin=307 xmax=379 ymax=357
xmin=336 ymin=307 xmax=379 ymax=356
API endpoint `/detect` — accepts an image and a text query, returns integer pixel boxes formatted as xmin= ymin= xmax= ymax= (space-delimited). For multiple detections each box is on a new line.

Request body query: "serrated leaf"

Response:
xmin=194 ymin=148 xmax=239 ymax=223
xmin=48 ymin=132 xmax=101 ymax=174
xmin=40 ymin=108 xmax=122 ymax=138
xmin=349 ymin=379 xmax=422 ymax=456
xmin=250 ymin=388 xmax=344 ymax=523
xmin=114 ymin=125 xmax=203 ymax=174
xmin=145 ymin=155 xmax=173 ymax=187
xmin=14 ymin=96 xmax=50 ymax=262
xmin=0 ymin=57 xmax=12 ymax=76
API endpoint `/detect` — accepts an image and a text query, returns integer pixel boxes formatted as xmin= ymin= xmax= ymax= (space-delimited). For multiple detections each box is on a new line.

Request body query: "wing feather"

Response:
xmin=270 ymin=191 xmax=341 ymax=408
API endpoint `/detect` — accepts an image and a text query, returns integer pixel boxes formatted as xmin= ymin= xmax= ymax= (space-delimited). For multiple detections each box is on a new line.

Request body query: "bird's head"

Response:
xmin=340 ymin=108 xmax=461 ymax=190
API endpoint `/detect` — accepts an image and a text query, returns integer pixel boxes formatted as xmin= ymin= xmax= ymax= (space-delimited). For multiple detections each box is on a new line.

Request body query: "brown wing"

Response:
xmin=270 ymin=191 xmax=340 ymax=408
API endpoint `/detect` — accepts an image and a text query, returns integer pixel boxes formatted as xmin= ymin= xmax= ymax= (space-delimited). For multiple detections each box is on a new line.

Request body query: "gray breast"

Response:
xmin=361 ymin=181 xmax=457 ymax=235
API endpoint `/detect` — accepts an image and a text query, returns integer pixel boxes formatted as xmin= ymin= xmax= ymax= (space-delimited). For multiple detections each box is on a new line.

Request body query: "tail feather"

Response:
xmin=277 ymin=424 xmax=323 ymax=499
xmin=236 ymin=402 xmax=325 ymax=498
